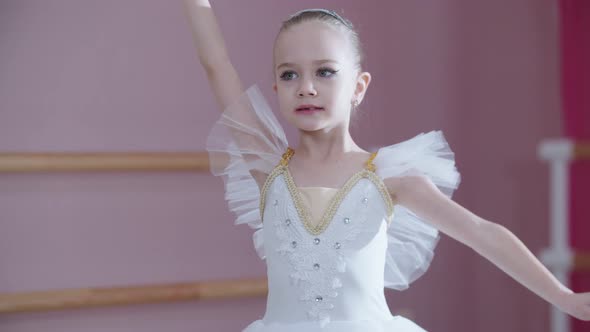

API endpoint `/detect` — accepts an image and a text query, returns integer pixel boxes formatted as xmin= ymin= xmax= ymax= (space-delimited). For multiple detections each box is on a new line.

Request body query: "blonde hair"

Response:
xmin=276 ymin=8 xmax=364 ymax=70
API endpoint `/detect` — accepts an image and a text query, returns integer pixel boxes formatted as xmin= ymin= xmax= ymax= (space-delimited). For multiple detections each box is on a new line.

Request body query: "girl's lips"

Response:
xmin=295 ymin=108 xmax=324 ymax=114
xmin=295 ymin=105 xmax=324 ymax=114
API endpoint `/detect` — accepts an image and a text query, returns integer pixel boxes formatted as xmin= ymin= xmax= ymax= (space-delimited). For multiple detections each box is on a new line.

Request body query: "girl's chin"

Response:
xmin=288 ymin=118 xmax=327 ymax=132
xmin=284 ymin=113 xmax=340 ymax=132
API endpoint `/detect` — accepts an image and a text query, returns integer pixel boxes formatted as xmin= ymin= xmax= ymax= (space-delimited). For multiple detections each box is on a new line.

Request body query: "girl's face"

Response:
xmin=273 ymin=20 xmax=370 ymax=132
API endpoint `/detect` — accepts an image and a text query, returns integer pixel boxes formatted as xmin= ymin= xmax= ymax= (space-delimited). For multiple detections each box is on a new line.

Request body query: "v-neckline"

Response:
xmin=283 ymin=167 xmax=369 ymax=236
xmin=258 ymin=147 xmax=396 ymax=235
xmin=280 ymin=148 xmax=379 ymax=236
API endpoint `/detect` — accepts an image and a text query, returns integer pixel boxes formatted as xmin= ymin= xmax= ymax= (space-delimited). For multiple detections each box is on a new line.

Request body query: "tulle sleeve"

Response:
xmin=373 ymin=130 xmax=461 ymax=290
xmin=205 ymin=84 xmax=288 ymax=259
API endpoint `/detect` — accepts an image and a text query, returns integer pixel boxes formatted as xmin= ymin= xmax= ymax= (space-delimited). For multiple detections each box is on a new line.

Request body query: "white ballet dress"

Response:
xmin=206 ymin=84 xmax=462 ymax=331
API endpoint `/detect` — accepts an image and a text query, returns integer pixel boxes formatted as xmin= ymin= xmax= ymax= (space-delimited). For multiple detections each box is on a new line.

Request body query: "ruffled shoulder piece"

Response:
xmin=205 ymin=84 xmax=288 ymax=259
xmin=373 ymin=130 xmax=461 ymax=290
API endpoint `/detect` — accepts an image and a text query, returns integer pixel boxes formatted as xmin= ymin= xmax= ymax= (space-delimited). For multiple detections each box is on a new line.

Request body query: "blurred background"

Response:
xmin=0 ymin=0 xmax=588 ymax=331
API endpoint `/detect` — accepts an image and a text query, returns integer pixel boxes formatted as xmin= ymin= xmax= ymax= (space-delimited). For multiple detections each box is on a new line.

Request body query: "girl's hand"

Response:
xmin=558 ymin=291 xmax=590 ymax=321
xmin=193 ymin=0 xmax=211 ymax=8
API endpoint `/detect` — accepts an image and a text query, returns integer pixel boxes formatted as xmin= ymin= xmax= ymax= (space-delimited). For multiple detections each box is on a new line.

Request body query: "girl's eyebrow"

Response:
xmin=276 ymin=59 xmax=338 ymax=70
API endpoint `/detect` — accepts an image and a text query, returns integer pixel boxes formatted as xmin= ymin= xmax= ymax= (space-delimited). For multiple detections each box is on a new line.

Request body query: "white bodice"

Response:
xmin=261 ymin=170 xmax=394 ymax=327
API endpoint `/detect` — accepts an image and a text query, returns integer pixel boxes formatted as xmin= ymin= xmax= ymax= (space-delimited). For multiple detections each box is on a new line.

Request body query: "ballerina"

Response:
xmin=182 ymin=1 xmax=590 ymax=330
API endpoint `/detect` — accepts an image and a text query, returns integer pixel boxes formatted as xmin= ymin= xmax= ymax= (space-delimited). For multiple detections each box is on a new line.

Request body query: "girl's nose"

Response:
xmin=297 ymin=81 xmax=317 ymax=97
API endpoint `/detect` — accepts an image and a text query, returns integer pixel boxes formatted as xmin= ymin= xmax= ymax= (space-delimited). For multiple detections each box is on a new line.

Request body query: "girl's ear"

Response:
xmin=354 ymin=71 xmax=371 ymax=104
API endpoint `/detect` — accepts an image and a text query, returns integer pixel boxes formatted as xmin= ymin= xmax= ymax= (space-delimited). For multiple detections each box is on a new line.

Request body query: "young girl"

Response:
xmin=182 ymin=1 xmax=590 ymax=331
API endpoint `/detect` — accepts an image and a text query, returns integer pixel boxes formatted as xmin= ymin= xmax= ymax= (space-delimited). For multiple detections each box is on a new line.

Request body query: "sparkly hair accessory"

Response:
xmin=289 ymin=8 xmax=353 ymax=29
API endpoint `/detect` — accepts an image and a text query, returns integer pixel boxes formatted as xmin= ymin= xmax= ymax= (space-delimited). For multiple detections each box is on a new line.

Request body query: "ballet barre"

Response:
xmin=0 ymin=277 xmax=268 ymax=314
xmin=1 ymin=148 xmax=588 ymax=320
xmin=0 ymin=152 xmax=210 ymax=172
xmin=538 ymin=139 xmax=590 ymax=332
xmin=0 ymin=151 xmax=262 ymax=315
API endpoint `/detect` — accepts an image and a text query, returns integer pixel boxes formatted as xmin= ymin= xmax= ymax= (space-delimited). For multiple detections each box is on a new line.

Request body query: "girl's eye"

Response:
xmin=280 ymin=71 xmax=297 ymax=81
xmin=318 ymin=68 xmax=337 ymax=77
xmin=279 ymin=68 xmax=338 ymax=81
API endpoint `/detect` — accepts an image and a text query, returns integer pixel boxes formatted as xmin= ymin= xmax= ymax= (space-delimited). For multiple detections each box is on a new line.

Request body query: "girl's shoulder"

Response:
xmin=205 ymin=83 xmax=288 ymax=232
xmin=372 ymin=130 xmax=461 ymax=290
xmin=374 ymin=130 xmax=461 ymax=196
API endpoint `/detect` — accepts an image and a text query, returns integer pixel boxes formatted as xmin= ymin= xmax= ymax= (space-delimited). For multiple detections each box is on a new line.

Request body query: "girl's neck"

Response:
xmin=295 ymin=127 xmax=366 ymax=162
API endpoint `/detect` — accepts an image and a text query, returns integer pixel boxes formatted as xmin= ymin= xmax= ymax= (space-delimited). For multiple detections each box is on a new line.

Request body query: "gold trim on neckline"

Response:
xmin=259 ymin=164 xmax=395 ymax=236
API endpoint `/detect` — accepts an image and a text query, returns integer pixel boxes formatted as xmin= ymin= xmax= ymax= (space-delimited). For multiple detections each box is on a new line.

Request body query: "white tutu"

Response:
xmin=243 ymin=316 xmax=427 ymax=332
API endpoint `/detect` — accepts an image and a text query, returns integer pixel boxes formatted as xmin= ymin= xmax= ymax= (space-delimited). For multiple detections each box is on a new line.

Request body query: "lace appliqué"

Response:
xmin=269 ymin=173 xmax=379 ymax=327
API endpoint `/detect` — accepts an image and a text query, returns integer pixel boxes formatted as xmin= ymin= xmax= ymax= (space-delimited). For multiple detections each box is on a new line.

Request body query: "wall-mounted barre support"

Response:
xmin=538 ymin=139 xmax=590 ymax=332
xmin=0 ymin=277 xmax=268 ymax=314
xmin=0 ymin=152 xmax=210 ymax=172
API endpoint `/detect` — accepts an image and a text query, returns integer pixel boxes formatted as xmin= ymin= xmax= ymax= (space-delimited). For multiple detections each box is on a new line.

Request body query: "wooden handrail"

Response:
xmin=574 ymin=252 xmax=590 ymax=270
xmin=1 ymin=250 xmax=588 ymax=315
xmin=0 ymin=277 xmax=267 ymax=314
xmin=572 ymin=142 xmax=590 ymax=268
xmin=0 ymin=141 xmax=585 ymax=173
xmin=574 ymin=142 xmax=590 ymax=159
xmin=0 ymin=152 xmax=209 ymax=172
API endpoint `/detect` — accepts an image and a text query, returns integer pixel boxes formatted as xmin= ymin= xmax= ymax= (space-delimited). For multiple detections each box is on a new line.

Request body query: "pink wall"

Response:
xmin=0 ymin=0 xmax=562 ymax=331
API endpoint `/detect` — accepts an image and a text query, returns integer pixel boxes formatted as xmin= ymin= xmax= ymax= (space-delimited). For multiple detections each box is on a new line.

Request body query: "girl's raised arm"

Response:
xmin=182 ymin=0 xmax=288 ymax=192
xmin=182 ymin=0 xmax=243 ymax=111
